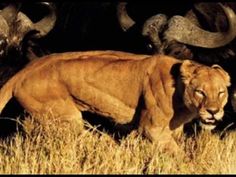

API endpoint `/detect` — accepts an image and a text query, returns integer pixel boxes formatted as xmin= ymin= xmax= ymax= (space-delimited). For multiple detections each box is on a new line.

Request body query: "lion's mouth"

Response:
xmin=200 ymin=113 xmax=223 ymax=125
xmin=199 ymin=117 xmax=220 ymax=130
xmin=200 ymin=118 xmax=218 ymax=125
xmin=199 ymin=121 xmax=217 ymax=130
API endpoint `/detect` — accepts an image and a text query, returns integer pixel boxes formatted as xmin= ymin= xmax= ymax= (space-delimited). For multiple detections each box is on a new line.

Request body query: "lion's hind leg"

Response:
xmin=36 ymin=98 xmax=84 ymax=134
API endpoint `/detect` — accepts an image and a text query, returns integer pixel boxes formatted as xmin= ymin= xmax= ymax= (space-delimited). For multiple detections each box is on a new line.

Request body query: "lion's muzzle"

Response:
xmin=199 ymin=108 xmax=224 ymax=129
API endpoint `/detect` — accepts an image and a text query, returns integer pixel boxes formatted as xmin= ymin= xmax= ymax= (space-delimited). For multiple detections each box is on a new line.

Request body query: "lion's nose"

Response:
xmin=206 ymin=108 xmax=219 ymax=116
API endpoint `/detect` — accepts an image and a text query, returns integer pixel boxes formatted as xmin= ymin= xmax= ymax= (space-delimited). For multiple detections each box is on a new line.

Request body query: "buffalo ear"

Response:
xmin=180 ymin=60 xmax=198 ymax=85
xmin=212 ymin=64 xmax=231 ymax=87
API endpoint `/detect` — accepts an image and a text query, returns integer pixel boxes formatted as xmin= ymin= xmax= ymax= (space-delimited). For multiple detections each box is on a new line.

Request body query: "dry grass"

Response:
xmin=0 ymin=115 xmax=236 ymax=174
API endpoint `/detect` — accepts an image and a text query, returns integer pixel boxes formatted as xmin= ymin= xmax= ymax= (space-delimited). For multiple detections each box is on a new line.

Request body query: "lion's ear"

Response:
xmin=180 ymin=60 xmax=197 ymax=85
xmin=212 ymin=64 xmax=231 ymax=87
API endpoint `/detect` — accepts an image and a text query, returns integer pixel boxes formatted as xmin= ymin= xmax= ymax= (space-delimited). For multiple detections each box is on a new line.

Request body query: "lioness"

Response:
xmin=0 ymin=50 xmax=230 ymax=153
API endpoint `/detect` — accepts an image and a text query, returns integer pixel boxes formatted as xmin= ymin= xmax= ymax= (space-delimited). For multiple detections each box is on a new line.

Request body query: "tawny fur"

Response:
xmin=0 ymin=50 xmax=231 ymax=154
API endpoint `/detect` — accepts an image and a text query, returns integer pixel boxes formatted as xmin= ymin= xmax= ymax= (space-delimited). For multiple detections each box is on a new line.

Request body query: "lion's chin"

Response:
xmin=199 ymin=122 xmax=216 ymax=130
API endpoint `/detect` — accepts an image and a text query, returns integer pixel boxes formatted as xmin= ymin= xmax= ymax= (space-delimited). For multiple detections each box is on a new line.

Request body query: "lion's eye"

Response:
xmin=194 ymin=89 xmax=205 ymax=98
xmin=219 ymin=91 xmax=225 ymax=98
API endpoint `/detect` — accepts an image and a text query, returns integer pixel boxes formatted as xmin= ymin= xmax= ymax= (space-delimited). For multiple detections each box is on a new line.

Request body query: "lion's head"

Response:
xmin=180 ymin=60 xmax=231 ymax=130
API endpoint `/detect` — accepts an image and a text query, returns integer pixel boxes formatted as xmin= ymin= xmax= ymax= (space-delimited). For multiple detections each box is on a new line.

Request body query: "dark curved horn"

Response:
xmin=0 ymin=3 xmax=21 ymax=26
xmin=31 ymin=2 xmax=57 ymax=38
xmin=117 ymin=2 xmax=135 ymax=31
xmin=184 ymin=9 xmax=202 ymax=27
xmin=164 ymin=3 xmax=236 ymax=48
xmin=142 ymin=14 xmax=168 ymax=52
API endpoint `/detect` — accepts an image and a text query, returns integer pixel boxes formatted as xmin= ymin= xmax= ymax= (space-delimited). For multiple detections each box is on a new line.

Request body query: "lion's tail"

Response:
xmin=0 ymin=76 xmax=17 ymax=114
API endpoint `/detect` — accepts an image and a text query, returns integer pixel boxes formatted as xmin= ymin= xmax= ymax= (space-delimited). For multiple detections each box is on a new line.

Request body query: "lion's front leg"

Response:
xmin=138 ymin=109 xmax=184 ymax=156
xmin=139 ymin=80 xmax=184 ymax=155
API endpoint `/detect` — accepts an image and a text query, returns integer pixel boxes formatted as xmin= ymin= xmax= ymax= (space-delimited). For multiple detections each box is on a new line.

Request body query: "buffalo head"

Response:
xmin=117 ymin=2 xmax=236 ymax=62
xmin=0 ymin=2 xmax=56 ymax=60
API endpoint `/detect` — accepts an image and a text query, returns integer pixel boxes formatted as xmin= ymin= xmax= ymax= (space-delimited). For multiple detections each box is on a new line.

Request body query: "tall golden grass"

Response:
xmin=0 ymin=115 xmax=236 ymax=174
